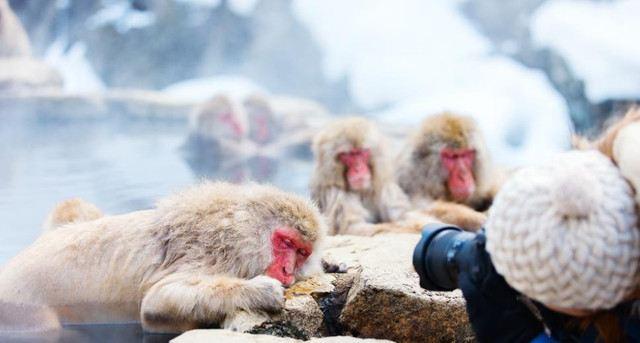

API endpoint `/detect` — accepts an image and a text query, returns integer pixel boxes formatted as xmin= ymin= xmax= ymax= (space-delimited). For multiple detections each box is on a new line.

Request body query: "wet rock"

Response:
xmin=0 ymin=0 xmax=31 ymax=57
xmin=324 ymin=234 xmax=475 ymax=343
xmin=240 ymin=235 xmax=473 ymax=342
xmin=248 ymin=321 xmax=310 ymax=340
xmin=281 ymin=273 xmax=342 ymax=337
xmin=171 ymin=329 xmax=393 ymax=343
xmin=0 ymin=58 xmax=62 ymax=92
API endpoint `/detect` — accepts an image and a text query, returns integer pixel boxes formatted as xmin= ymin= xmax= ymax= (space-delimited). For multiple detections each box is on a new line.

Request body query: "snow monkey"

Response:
xmin=185 ymin=94 xmax=248 ymax=153
xmin=310 ymin=116 xmax=423 ymax=235
xmin=0 ymin=182 xmax=326 ymax=334
xmin=243 ymin=94 xmax=281 ymax=145
xmin=397 ymin=112 xmax=497 ymax=229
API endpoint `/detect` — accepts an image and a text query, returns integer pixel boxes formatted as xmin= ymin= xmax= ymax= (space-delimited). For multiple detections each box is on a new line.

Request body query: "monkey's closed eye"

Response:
xmin=282 ymin=239 xmax=294 ymax=248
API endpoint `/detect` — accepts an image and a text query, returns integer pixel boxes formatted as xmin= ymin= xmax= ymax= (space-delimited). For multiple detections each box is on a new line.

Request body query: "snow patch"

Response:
xmin=44 ymin=40 xmax=106 ymax=93
xmin=293 ymin=0 xmax=491 ymax=108
xmin=175 ymin=0 xmax=259 ymax=15
xmin=163 ymin=76 xmax=267 ymax=102
xmin=294 ymin=0 xmax=572 ymax=166
xmin=532 ymin=0 xmax=640 ymax=102
xmin=87 ymin=0 xmax=156 ymax=33
xmin=374 ymin=58 xmax=571 ymax=167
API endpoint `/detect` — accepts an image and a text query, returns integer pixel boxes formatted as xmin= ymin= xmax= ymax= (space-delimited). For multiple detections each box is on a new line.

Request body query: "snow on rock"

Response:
xmin=293 ymin=0 xmax=490 ymax=109
xmin=532 ymin=0 xmax=640 ymax=103
xmin=294 ymin=0 xmax=572 ymax=167
xmin=175 ymin=0 xmax=260 ymax=16
xmin=86 ymin=0 xmax=156 ymax=33
xmin=375 ymin=57 xmax=571 ymax=167
xmin=163 ymin=76 xmax=267 ymax=102
xmin=44 ymin=40 xmax=106 ymax=93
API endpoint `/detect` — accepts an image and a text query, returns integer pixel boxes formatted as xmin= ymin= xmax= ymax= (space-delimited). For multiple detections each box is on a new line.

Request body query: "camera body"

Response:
xmin=412 ymin=223 xmax=483 ymax=291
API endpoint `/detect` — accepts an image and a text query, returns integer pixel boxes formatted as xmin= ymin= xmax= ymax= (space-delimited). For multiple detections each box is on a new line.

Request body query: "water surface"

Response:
xmin=0 ymin=111 xmax=313 ymax=342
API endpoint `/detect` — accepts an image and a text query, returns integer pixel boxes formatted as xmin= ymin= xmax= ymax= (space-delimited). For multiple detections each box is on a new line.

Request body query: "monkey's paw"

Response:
xmin=249 ymin=275 xmax=285 ymax=313
xmin=223 ymin=310 xmax=270 ymax=332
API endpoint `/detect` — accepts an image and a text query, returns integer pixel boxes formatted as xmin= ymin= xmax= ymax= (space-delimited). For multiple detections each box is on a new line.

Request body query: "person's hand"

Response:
xmin=458 ymin=233 xmax=544 ymax=343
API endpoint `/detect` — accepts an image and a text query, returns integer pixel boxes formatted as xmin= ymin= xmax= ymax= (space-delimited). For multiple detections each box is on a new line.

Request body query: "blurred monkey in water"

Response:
xmin=0 ymin=182 xmax=326 ymax=333
xmin=185 ymin=94 xmax=248 ymax=156
xmin=397 ymin=112 xmax=500 ymax=230
xmin=310 ymin=117 xmax=424 ymax=235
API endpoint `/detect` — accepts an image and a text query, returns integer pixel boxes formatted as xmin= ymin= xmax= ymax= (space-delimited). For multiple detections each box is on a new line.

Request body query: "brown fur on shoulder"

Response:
xmin=157 ymin=182 xmax=323 ymax=244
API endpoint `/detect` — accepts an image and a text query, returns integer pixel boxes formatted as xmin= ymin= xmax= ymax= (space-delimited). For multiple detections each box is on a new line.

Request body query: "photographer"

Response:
xmin=414 ymin=150 xmax=640 ymax=342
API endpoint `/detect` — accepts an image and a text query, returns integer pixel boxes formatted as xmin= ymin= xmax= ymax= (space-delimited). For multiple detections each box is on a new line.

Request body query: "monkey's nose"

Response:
xmin=283 ymin=265 xmax=294 ymax=275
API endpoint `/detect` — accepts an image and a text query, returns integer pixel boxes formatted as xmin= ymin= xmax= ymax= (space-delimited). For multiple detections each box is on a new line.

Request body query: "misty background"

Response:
xmin=1 ymin=0 xmax=639 ymax=261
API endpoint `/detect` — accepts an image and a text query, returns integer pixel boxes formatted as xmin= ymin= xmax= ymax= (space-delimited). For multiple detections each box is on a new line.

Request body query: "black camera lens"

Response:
xmin=413 ymin=223 xmax=476 ymax=291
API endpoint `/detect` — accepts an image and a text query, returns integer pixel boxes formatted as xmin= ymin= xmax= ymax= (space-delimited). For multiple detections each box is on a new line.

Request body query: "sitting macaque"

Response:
xmin=243 ymin=95 xmax=281 ymax=145
xmin=310 ymin=117 xmax=426 ymax=235
xmin=397 ymin=112 xmax=499 ymax=230
xmin=0 ymin=182 xmax=326 ymax=334
xmin=185 ymin=94 xmax=248 ymax=156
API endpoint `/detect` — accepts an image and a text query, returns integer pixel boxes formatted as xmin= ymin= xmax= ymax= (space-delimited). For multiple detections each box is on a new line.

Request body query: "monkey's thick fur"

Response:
xmin=42 ymin=198 xmax=103 ymax=232
xmin=397 ymin=112 xmax=496 ymax=211
xmin=0 ymin=182 xmax=326 ymax=333
xmin=310 ymin=117 xmax=415 ymax=235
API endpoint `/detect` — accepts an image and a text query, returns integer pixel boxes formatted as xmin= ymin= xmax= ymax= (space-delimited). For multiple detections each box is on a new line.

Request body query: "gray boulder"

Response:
xmin=0 ymin=89 xmax=195 ymax=118
xmin=324 ymin=235 xmax=474 ymax=343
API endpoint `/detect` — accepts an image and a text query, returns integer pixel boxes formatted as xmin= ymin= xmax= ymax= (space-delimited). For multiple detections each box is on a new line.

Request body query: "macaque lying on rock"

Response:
xmin=0 ymin=182 xmax=326 ymax=334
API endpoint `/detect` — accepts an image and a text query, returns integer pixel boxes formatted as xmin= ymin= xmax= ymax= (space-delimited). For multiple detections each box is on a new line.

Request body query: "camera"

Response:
xmin=412 ymin=223 xmax=484 ymax=291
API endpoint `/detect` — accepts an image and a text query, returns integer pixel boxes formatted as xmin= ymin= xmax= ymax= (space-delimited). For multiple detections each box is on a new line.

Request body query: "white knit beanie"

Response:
xmin=486 ymin=150 xmax=640 ymax=310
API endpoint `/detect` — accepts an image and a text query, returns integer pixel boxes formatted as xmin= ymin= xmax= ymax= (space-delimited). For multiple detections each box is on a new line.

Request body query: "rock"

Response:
xmin=281 ymin=273 xmax=337 ymax=337
xmin=0 ymin=58 xmax=62 ymax=92
xmin=171 ymin=329 xmax=393 ymax=343
xmin=0 ymin=89 xmax=196 ymax=119
xmin=0 ymin=0 xmax=31 ymax=57
xmin=172 ymin=330 xmax=298 ymax=343
xmin=233 ymin=234 xmax=473 ymax=342
xmin=324 ymin=234 xmax=474 ymax=343
xmin=9 ymin=0 xmax=354 ymax=111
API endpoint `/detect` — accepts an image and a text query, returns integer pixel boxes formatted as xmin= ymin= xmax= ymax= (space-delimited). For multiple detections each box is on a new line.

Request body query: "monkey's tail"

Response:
xmin=42 ymin=198 xmax=103 ymax=232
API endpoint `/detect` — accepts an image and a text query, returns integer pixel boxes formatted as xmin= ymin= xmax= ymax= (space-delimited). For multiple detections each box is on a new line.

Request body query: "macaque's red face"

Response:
xmin=219 ymin=111 xmax=244 ymax=139
xmin=338 ymin=148 xmax=372 ymax=191
xmin=266 ymin=227 xmax=313 ymax=286
xmin=441 ymin=148 xmax=476 ymax=202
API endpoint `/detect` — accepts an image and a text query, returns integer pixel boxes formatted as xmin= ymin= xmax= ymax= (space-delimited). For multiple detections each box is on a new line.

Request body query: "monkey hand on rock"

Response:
xmin=423 ymin=201 xmax=487 ymax=231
